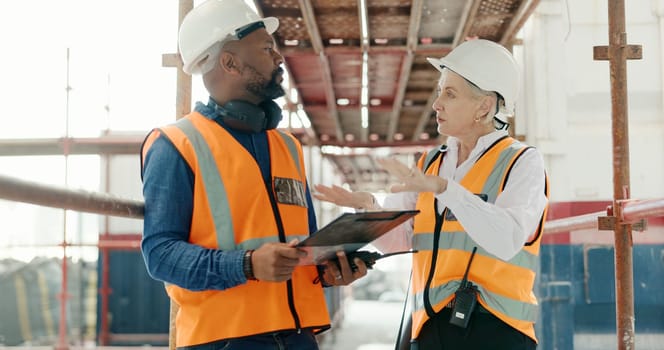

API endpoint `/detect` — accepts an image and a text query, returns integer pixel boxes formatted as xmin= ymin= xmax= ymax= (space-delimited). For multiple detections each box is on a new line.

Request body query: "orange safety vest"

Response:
xmin=141 ymin=112 xmax=330 ymax=347
xmin=410 ymin=136 xmax=549 ymax=342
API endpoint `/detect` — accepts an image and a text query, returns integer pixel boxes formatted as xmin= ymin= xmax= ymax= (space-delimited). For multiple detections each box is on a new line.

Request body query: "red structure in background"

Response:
xmin=1 ymin=173 xmax=664 ymax=348
xmin=97 ymin=233 xmax=142 ymax=346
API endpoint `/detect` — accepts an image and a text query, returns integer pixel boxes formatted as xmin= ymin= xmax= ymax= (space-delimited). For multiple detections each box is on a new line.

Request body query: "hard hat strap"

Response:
xmin=235 ymin=21 xmax=266 ymax=40
xmin=493 ymin=117 xmax=510 ymax=131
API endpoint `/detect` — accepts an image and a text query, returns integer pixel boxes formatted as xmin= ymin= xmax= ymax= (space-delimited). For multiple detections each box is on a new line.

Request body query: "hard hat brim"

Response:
xmin=426 ymin=57 xmax=467 ymax=83
xmin=426 ymin=57 xmax=446 ymax=73
xmin=426 ymin=56 xmax=476 ymax=88
xmin=262 ymin=17 xmax=279 ymax=34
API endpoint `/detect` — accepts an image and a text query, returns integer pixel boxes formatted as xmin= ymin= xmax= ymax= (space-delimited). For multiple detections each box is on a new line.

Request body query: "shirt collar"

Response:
xmin=193 ymin=97 xmax=218 ymax=120
xmin=446 ymin=130 xmax=509 ymax=160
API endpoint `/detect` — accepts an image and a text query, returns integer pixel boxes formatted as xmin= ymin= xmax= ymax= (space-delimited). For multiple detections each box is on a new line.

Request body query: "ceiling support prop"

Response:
xmin=453 ymin=0 xmax=482 ymax=47
xmin=593 ymin=0 xmax=643 ymax=349
xmin=298 ymin=0 xmax=343 ymax=142
xmin=415 ymin=0 xmax=482 ymax=143
xmin=499 ymin=0 xmax=542 ymax=46
xmin=388 ymin=0 xmax=424 ymax=142
xmin=412 ymin=89 xmax=437 ymax=141
xmin=358 ymin=0 xmax=370 ymax=143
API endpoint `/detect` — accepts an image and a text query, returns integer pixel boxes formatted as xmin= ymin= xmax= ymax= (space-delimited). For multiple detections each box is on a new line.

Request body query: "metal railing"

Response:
xmin=2 ymin=172 xmax=664 ymax=349
xmin=543 ymin=198 xmax=664 ymax=234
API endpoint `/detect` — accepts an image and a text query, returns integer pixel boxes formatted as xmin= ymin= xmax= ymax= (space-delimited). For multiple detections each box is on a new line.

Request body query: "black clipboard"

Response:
xmin=296 ymin=209 xmax=419 ymax=265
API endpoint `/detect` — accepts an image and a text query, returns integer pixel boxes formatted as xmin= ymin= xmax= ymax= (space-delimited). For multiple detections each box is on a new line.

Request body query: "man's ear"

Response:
xmin=220 ymin=52 xmax=239 ymax=74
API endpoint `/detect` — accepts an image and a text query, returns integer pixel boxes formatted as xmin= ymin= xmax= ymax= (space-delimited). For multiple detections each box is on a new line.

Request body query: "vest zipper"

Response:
xmin=263 ymin=170 xmax=302 ymax=331
xmin=286 ymin=280 xmax=302 ymax=331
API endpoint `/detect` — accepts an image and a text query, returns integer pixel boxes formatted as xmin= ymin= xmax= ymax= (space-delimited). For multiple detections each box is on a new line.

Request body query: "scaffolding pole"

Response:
xmin=590 ymin=0 xmax=645 ymax=348
xmin=608 ymin=1 xmax=634 ymax=348
xmin=2 ymin=171 xmax=664 ymax=347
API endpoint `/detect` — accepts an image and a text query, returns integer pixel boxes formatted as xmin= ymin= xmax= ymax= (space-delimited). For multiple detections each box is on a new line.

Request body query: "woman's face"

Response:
xmin=432 ymin=70 xmax=484 ymax=137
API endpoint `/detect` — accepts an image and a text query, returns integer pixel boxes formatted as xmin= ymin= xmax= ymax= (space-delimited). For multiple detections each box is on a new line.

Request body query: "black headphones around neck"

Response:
xmin=214 ymin=99 xmax=282 ymax=133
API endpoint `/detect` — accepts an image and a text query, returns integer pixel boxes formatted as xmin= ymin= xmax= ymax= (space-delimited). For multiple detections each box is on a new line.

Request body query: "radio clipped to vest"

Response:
xmin=449 ymin=246 xmax=478 ymax=328
xmin=215 ymin=99 xmax=283 ymax=133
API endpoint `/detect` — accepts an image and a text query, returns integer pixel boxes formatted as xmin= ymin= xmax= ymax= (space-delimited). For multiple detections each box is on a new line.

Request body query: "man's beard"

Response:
xmin=244 ymin=65 xmax=285 ymax=100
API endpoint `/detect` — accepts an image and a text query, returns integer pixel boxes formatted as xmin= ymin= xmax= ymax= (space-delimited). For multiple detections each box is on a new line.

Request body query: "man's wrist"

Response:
xmin=243 ymin=250 xmax=257 ymax=281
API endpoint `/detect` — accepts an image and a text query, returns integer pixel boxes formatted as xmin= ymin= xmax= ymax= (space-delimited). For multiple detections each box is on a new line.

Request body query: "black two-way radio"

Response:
xmin=330 ymin=249 xmax=418 ymax=272
xmin=449 ymin=246 xmax=478 ymax=328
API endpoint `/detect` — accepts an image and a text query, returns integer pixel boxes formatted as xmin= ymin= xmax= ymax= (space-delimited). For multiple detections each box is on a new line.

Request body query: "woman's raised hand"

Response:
xmin=376 ymin=157 xmax=447 ymax=194
xmin=312 ymin=184 xmax=376 ymax=210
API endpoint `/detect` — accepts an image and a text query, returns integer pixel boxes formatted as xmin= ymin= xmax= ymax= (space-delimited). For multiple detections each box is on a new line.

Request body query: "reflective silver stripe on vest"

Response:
xmin=482 ymin=145 xmax=522 ymax=202
xmin=412 ymin=278 xmax=539 ymax=323
xmin=476 ymin=284 xmax=539 ymax=322
xmin=413 ymin=280 xmax=458 ymax=315
xmin=412 ymin=232 xmax=538 ymax=271
xmin=276 ymin=130 xmax=302 ymax=179
xmin=175 ymin=118 xmax=235 ymax=250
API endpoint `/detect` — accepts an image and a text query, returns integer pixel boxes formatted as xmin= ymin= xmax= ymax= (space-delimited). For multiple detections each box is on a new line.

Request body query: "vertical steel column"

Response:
xmin=607 ymin=1 xmax=634 ymax=348
xmin=56 ymin=47 xmax=72 ymax=350
xmin=99 ymin=146 xmax=112 ymax=345
xmin=596 ymin=1 xmax=642 ymax=348
xmin=99 ymin=233 xmax=111 ymax=345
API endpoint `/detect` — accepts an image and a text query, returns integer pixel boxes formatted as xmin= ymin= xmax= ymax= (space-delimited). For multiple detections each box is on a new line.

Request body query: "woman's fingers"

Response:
xmin=377 ymin=157 xmax=414 ymax=179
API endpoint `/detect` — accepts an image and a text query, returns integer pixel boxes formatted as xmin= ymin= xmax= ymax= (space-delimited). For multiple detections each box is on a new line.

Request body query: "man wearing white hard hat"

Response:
xmin=140 ymin=0 xmax=367 ymax=348
xmin=314 ymin=39 xmax=549 ymax=349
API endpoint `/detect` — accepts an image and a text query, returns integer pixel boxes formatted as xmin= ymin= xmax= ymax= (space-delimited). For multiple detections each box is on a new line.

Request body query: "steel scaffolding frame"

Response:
xmin=0 ymin=0 xmax=651 ymax=348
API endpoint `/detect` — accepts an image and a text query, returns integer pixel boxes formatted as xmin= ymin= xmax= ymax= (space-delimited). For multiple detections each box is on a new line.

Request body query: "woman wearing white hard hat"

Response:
xmin=314 ymin=39 xmax=549 ymax=349
xmin=141 ymin=0 xmax=367 ymax=349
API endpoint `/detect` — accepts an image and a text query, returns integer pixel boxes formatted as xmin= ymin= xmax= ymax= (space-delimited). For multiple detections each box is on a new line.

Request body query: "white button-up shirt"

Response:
xmin=374 ymin=130 xmax=548 ymax=261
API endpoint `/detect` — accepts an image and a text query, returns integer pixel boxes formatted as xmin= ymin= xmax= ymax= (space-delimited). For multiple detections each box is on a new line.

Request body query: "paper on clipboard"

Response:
xmin=296 ymin=209 xmax=419 ymax=265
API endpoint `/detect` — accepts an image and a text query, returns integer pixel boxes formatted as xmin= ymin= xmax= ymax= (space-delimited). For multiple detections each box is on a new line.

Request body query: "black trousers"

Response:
xmin=413 ymin=307 xmax=537 ymax=350
xmin=178 ymin=330 xmax=318 ymax=350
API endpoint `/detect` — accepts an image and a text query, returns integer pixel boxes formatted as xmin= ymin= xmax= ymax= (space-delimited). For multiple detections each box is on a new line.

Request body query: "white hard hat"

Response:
xmin=178 ymin=0 xmax=279 ymax=75
xmin=426 ymin=39 xmax=520 ymax=122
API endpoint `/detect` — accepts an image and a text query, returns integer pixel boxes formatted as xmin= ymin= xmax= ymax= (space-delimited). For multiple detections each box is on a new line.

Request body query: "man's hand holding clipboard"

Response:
xmin=297 ymin=209 xmax=419 ymax=285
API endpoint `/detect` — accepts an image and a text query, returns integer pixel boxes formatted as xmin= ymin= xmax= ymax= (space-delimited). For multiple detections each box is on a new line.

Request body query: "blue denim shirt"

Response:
xmin=141 ymin=98 xmax=318 ymax=291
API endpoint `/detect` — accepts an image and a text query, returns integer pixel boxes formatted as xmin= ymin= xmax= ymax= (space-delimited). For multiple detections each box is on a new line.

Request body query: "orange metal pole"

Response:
xmin=56 ymin=48 xmax=72 ymax=350
xmin=99 ymin=153 xmax=112 ymax=346
xmin=56 ymin=240 xmax=69 ymax=350
xmin=99 ymin=234 xmax=112 ymax=345
xmin=607 ymin=0 xmax=635 ymax=348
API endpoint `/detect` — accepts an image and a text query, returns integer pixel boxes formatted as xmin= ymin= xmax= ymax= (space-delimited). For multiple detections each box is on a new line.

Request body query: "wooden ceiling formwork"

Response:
xmin=0 ymin=1 xmax=541 ymax=193
xmin=260 ymin=0 xmax=539 ymax=190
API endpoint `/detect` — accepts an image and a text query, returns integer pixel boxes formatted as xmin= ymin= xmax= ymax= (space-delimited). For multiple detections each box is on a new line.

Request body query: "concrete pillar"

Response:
xmin=521 ymin=0 xmax=569 ymax=201
xmin=652 ymin=0 xmax=664 ymax=109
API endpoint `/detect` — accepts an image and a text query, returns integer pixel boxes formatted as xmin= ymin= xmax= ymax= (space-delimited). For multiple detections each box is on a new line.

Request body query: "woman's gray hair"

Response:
xmin=441 ymin=67 xmax=507 ymax=130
